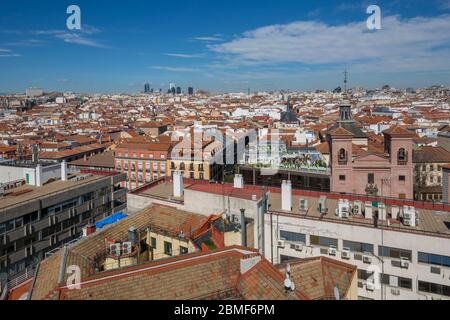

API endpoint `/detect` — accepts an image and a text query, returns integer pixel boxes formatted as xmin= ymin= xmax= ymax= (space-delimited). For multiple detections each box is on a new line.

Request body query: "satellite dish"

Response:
xmin=290 ymin=281 xmax=296 ymax=291
xmin=286 ymin=263 xmax=291 ymax=274
xmin=334 ymin=286 xmax=341 ymax=300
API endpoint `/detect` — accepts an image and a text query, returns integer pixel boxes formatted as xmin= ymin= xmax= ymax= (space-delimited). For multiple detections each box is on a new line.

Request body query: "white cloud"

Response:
xmin=0 ymin=54 xmax=21 ymax=57
xmin=54 ymin=33 xmax=107 ymax=48
xmin=165 ymin=53 xmax=203 ymax=58
xmin=150 ymin=66 xmax=200 ymax=72
xmin=32 ymin=26 xmax=107 ymax=48
xmin=209 ymin=14 xmax=450 ymax=72
xmin=193 ymin=36 xmax=223 ymax=42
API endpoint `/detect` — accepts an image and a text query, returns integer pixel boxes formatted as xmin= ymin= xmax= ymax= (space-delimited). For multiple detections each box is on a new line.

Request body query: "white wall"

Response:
xmin=264 ymin=213 xmax=450 ymax=300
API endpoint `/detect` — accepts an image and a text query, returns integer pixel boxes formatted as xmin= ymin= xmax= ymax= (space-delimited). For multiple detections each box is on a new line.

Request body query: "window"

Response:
xmin=418 ymin=252 xmax=450 ymax=267
xmin=180 ymin=163 xmax=185 ymax=171
xmin=430 ymin=164 xmax=434 ymax=171
xmin=310 ymin=235 xmax=338 ymax=248
xmin=399 ymin=175 xmax=406 ymax=181
xmin=378 ymin=246 xmax=412 ymax=261
xmin=339 ymin=175 xmax=346 ymax=181
xmin=338 ymin=148 xmax=347 ymax=164
xmin=381 ymin=274 xmax=412 ymax=290
xmin=280 ymin=231 xmax=306 ymax=244
xmin=357 ymin=269 xmax=373 ymax=280
xmin=418 ymin=281 xmax=450 ymax=297
xmin=164 ymin=241 xmax=172 ymax=256
xmin=190 ymin=172 xmax=194 ymax=179
xmin=343 ymin=240 xmax=374 ymax=254
xmin=180 ymin=246 xmax=188 ymax=255
xmin=150 ymin=237 xmax=156 ymax=249
xmin=398 ymin=148 xmax=407 ymax=164
xmin=199 ymin=173 xmax=204 ymax=180
xmin=368 ymin=173 xmax=375 ymax=184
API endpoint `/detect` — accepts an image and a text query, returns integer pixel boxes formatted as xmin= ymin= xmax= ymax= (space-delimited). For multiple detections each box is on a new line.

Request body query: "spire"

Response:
xmin=338 ymin=70 xmax=352 ymax=122
xmin=343 ymin=69 xmax=348 ymax=93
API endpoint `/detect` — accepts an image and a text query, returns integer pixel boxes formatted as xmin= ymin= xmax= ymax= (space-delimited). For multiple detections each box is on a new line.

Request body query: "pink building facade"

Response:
xmin=328 ymin=125 xmax=414 ymax=199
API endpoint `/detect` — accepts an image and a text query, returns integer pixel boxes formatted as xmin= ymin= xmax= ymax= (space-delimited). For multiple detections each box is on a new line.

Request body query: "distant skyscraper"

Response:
xmin=176 ymin=87 xmax=181 ymax=95
xmin=188 ymin=87 xmax=194 ymax=95
xmin=171 ymin=87 xmax=176 ymax=95
xmin=144 ymin=83 xmax=150 ymax=93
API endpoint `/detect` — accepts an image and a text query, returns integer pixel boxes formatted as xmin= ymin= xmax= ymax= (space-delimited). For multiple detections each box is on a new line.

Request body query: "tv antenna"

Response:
xmin=343 ymin=70 xmax=348 ymax=93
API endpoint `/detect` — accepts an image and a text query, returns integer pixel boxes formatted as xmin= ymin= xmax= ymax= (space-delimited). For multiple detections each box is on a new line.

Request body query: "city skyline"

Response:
xmin=1 ymin=0 xmax=450 ymax=93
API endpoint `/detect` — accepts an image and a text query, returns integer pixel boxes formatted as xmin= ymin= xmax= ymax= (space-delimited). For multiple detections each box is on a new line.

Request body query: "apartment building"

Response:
xmin=114 ymin=139 xmax=171 ymax=190
xmin=168 ymin=137 xmax=224 ymax=181
xmin=264 ymin=182 xmax=450 ymax=300
xmin=0 ymin=161 xmax=127 ymax=282
xmin=413 ymin=146 xmax=450 ymax=201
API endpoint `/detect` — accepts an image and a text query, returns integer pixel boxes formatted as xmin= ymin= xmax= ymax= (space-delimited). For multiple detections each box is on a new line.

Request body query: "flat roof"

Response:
xmin=0 ymin=173 xmax=109 ymax=211
xmin=267 ymin=192 xmax=450 ymax=237
xmin=136 ymin=180 xmax=264 ymax=202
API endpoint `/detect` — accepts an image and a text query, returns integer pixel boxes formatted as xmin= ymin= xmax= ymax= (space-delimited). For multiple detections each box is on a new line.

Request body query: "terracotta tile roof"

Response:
xmin=413 ymin=146 xmax=450 ymax=163
xmin=30 ymin=204 xmax=213 ymax=299
xmin=328 ymin=127 xmax=353 ymax=137
xmin=33 ymin=246 xmax=309 ymax=300
xmin=314 ymin=141 xmax=330 ymax=154
xmin=277 ymin=256 xmax=356 ymax=300
xmin=69 ymin=151 xmax=115 ymax=168
xmin=383 ymin=125 xmax=415 ymax=137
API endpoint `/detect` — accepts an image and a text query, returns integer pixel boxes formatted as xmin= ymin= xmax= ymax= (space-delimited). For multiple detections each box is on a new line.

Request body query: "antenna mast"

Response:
xmin=343 ymin=70 xmax=348 ymax=93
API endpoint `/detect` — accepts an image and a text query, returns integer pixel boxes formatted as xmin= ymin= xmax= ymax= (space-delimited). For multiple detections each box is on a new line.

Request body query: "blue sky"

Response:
xmin=1 ymin=0 xmax=450 ymax=93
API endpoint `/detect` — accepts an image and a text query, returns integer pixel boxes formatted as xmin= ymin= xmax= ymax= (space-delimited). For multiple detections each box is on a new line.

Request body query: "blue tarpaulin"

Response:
xmin=95 ymin=212 xmax=128 ymax=229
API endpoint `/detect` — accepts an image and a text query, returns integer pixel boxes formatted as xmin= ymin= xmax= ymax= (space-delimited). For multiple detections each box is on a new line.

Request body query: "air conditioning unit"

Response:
xmin=403 ymin=218 xmax=412 ymax=226
xmin=391 ymin=288 xmax=400 ymax=296
xmin=363 ymin=254 xmax=372 ymax=264
xmin=122 ymin=241 xmax=133 ymax=255
xmin=341 ymin=248 xmax=351 ymax=259
xmin=294 ymin=243 xmax=303 ymax=251
xmin=366 ymin=282 xmax=375 ymax=291
xmin=110 ymin=243 xmax=122 ymax=256
xmin=299 ymin=199 xmax=308 ymax=210
xmin=400 ymin=257 xmax=409 ymax=269
xmin=404 ymin=212 xmax=412 ymax=219
xmin=277 ymin=240 xmax=285 ymax=249
xmin=328 ymin=245 xmax=337 ymax=256
xmin=341 ymin=209 xmax=349 ymax=218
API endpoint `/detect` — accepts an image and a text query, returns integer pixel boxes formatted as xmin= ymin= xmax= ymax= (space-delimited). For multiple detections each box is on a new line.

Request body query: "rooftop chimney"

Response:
xmin=281 ymin=180 xmax=292 ymax=211
xmin=233 ymin=174 xmax=244 ymax=189
xmin=35 ymin=164 xmax=42 ymax=187
xmin=61 ymin=160 xmax=68 ymax=181
xmin=128 ymin=226 xmax=138 ymax=244
xmin=240 ymin=209 xmax=247 ymax=247
xmin=32 ymin=145 xmax=39 ymax=164
xmin=173 ymin=171 xmax=184 ymax=198
xmin=82 ymin=224 xmax=96 ymax=237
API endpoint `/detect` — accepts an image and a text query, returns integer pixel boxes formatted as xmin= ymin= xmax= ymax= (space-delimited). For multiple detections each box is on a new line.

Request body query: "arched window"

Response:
xmin=180 ymin=162 xmax=185 ymax=170
xmin=398 ymin=148 xmax=407 ymax=164
xmin=338 ymin=148 xmax=347 ymax=164
xmin=170 ymin=162 xmax=175 ymax=169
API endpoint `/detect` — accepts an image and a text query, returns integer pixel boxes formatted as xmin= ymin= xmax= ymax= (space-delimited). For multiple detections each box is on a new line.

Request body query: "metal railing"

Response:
xmin=45 ymin=236 xmax=83 ymax=258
